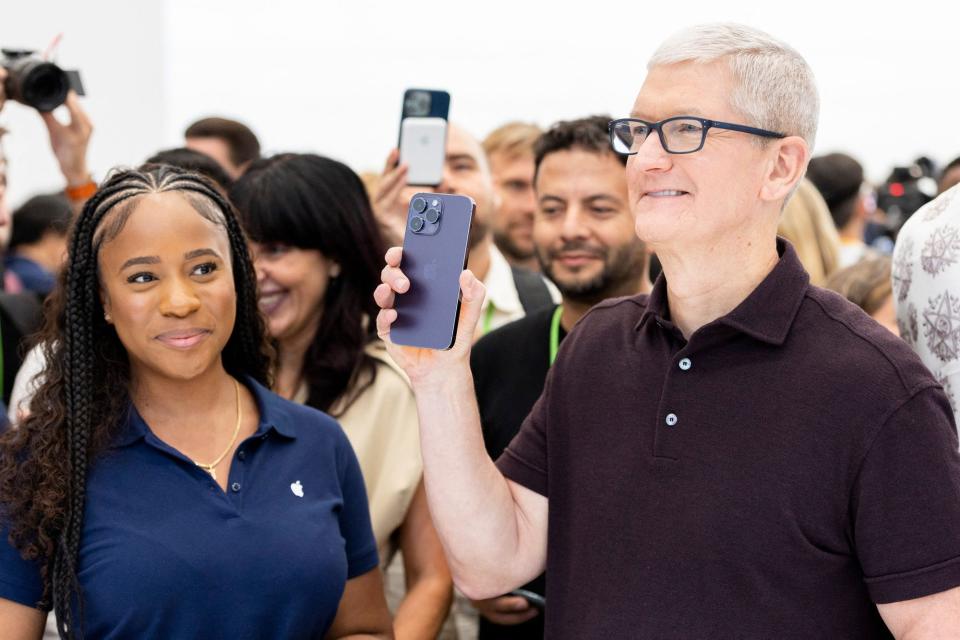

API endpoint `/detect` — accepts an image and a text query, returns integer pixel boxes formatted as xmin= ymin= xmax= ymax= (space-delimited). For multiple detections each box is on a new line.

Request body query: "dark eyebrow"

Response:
xmin=538 ymin=195 xmax=567 ymax=205
xmin=585 ymin=194 xmax=623 ymax=205
xmin=447 ymin=153 xmax=478 ymax=164
xmin=184 ymin=248 xmax=222 ymax=261
xmin=119 ymin=256 xmax=160 ymax=272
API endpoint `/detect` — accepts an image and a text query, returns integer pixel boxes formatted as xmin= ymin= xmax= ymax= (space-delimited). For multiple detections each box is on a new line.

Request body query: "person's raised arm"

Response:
xmin=370 ymin=150 xmax=409 ymax=247
xmin=373 ymin=246 xmax=548 ymax=599
xmin=39 ymin=92 xmax=93 ymax=212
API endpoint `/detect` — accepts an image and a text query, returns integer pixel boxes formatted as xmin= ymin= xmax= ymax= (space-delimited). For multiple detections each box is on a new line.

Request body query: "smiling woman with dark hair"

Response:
xmin=231 ymin=153 xmax=453 ymax=639
xmin=0 ymin=165 xmax=393 ymax=640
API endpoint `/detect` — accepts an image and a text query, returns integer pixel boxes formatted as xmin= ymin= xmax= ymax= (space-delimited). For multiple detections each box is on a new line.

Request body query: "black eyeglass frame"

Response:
xmin=608 ymin=116 xmax=786 ymax=155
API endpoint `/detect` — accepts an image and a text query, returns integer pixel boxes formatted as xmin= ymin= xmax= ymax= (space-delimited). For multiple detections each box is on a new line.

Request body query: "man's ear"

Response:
xmin=760 ymin=136 xmax=809 ymax=204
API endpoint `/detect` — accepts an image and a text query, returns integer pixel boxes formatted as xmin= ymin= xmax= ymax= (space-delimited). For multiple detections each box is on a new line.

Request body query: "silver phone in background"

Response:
xmin=400 ymin=117 xmax=447 ymax=186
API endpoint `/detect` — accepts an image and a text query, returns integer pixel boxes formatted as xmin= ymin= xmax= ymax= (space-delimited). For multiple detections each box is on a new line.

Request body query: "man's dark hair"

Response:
xmin=805 ymin=153 xmax=864 ymax=231
xmin=184 ymin=117 xmax=261 ymax=168
xmin=144 ymin=147 xmax=234 ymax=191
xmin=534 ymin=115 xmax=625 ymax=180
xmin=9 ymin=193 xmax=73 ymax=250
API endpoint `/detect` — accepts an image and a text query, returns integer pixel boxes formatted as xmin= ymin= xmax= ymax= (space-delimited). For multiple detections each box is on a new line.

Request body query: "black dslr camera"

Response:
xmin=1 ymin=49 xmax=84 ymax=112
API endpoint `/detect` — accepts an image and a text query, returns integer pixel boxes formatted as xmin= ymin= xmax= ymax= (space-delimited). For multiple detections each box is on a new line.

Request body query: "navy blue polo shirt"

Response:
xmin=497 ymin=239 xmax=960 ymax=638
xmin=0 ymin=377 xmax=379 ymax=639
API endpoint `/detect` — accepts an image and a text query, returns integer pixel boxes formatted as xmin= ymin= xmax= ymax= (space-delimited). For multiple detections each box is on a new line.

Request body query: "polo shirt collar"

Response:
xmin=482 ymin=244 xmax=524 ymax=315
xmin=111 ymin=376 xmax=298 ymax=448
xmin=638 ymin=238 xmax=809 ymax=346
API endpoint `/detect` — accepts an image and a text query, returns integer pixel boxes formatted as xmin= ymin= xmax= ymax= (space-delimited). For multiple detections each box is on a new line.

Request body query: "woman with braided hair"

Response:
xmin=0 ymin=165 xmax=393 ymax=639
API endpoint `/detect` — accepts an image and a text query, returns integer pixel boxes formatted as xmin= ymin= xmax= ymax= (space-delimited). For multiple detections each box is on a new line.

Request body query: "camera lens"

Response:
xmin=412 ymin=197 xmax=427 ymax=213
xmin=430 ymin=198 xmax=442 ymax=211
xmin=410 ymin=216 xmax=425 ymax=232
xmin=425 ymin=208 xmax=440 ymax=224
xmin=404 ymin=91 xmax=432 ymax=117
xmin=7 ymin=58 xmax=69 ymax=112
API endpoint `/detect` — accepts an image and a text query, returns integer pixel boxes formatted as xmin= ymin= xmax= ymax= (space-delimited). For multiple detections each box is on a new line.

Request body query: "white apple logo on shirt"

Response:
xmin=290 ymin=480 xmax=304 ymax=497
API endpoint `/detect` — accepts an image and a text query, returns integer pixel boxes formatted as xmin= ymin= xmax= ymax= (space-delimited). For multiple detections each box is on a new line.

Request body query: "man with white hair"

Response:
xmin=375 ymin=24 xmax=960 ymax=637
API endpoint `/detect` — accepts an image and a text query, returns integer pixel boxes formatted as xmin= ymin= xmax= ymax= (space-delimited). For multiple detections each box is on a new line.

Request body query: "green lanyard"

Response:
xmin=549 ymin=305 xmax=563 ymax=366
xmin=482 ymin=303 xmax=562 ymax=365
xmin=481 ymin=303 xmax=496 ymax=336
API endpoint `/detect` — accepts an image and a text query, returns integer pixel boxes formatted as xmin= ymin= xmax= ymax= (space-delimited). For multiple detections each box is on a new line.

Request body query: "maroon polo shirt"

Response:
xmin=496 ymin=239 xmax=960 ymax=638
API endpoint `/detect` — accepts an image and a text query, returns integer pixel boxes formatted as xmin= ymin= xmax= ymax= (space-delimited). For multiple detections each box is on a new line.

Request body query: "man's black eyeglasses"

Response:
xmin=608 ymin=116 xmax=785 ymax=155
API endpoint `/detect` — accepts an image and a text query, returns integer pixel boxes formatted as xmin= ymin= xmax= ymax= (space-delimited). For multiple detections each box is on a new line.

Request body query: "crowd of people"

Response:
xmin=0 ymin=21 xmax=959 ymax=640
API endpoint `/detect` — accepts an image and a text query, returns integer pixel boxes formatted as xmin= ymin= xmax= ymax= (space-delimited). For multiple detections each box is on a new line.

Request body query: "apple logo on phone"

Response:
xmin=424 ymin=259 xmax=439 ymax=281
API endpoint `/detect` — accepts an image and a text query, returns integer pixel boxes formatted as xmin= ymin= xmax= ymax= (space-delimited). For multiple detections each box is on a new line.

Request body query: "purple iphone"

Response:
xmin=391 ymin=193 xmax=475 ymax=350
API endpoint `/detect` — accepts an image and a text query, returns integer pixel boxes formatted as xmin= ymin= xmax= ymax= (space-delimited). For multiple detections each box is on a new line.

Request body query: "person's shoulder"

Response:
xmin=474 ymin=306 xmax=556 ymax=355
xmin=248 ymin=378 xmax=344 ymax=443
xmin=576 ymin=293 xmax=651 ymax=333
xmin=800 ymin=286 xmax=936 ymax=396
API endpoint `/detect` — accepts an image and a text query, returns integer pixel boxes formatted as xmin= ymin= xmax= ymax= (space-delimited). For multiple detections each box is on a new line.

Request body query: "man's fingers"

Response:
xmin=64 ymin=92 xmax=92 ymax=132
xmin=380 ymin=264 xmax=409 ymax=294
xmin=381 ymin=148 xmax=399 ymax=174
xmin=491 ymin=597 xmax=532 ymax=613
xmin=38 ymin=110 xmax=61 ymax=134
xmin=453 ymin=270 xmax=486 ymax=346
xmin=385 ymin=246 xmax=403 ymax=268
xmin=373 ymin=282 xmax=395 ymax=310
xmin=375 ymin=308 xmax=398 ymax=340
xmin=375 ymin=163 xmax=407 ymax=200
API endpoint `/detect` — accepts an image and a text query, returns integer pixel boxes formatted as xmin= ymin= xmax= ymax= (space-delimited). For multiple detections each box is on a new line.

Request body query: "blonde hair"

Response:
xmin=482 ymin=122 xmax=542 ymax=160
xmin=649 ymin=23 xmax=819 ymax=150
xmin=778 ymin=178 xmax=840 ymax=286
xmin=825 ymin=256 xmax=893 ymax=316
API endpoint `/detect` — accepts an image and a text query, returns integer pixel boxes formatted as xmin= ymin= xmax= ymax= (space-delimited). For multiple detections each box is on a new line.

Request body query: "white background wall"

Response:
xmin=5 ymin=0 xmax=960 ymax=207
xmin=2 ymin=0 xmax=165 ymax=206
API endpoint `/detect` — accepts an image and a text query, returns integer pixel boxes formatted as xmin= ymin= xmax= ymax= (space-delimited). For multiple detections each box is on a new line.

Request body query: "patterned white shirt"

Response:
xmin=892 ymin=184 xmax=960 ymax=432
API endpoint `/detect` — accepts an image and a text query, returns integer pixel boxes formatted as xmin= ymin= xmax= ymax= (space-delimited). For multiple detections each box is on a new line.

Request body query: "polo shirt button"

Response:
xmin=231 ymin=482 xmax=241 ymax=492
xmin=237 ymin=450 xmax=246 ymax=461
xmin=665 ymin=413 xmax=678 ymax=427
xmin=679 ymin=358 xmax=692 ymax=371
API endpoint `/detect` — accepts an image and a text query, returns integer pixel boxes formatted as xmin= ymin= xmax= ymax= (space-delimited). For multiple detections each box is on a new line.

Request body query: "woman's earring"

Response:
xmin=329 ymin=263 xmax=341 ymax=278
xmin=104 ymin=312 xmax=112 ymax=323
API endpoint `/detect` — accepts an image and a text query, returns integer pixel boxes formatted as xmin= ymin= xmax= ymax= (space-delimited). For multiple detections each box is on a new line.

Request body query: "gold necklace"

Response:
xmin=193 ymin=379 xmax=242 ymax=481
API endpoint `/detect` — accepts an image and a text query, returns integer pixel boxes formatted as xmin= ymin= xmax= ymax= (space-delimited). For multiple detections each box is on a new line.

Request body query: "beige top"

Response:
xmin=294 ymin=341 xmax=422 ymax=565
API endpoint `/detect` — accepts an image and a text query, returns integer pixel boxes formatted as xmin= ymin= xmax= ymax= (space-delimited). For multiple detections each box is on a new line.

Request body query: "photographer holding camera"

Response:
xmin=0 ymin=63 xmax=95 ymax=216
xmin=0 ymin=63 xmax=93 ymax=420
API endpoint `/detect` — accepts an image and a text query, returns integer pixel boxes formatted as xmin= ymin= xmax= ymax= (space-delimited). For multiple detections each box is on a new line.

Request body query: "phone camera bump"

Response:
xmin=404 ymin=91 xmax=432 ymax=117
xmin=410 ymin=216 xmax=425 ymax=232
xmin=412 ymin=197 xmax=427 ymax=213
xmin=425 ymin=208 xmax=440 ymax=224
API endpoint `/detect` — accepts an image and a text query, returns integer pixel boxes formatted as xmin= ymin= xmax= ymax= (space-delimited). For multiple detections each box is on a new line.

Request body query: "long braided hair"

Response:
xmin=0 ymin=165 xmax=272 ymax=638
